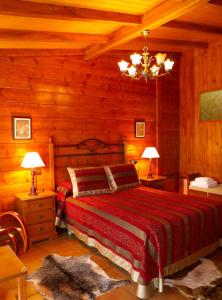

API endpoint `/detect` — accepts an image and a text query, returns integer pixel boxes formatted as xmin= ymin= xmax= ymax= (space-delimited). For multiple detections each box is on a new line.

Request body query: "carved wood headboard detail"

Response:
xmin=49 ymin=137 xmax=126 ymax=190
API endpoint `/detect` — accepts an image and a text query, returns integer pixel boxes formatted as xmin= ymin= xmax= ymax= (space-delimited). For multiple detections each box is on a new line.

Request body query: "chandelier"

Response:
xmin=118 ymin=29 xmax=174 ymax=82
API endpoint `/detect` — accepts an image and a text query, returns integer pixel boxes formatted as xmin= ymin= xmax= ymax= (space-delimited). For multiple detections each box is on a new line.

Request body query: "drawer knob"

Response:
xmin=39 ymin=215 xmax=43 ymax=219
xmin=38 ymin=203 xmax=43 ymax=207
xmin=39 ymin=227 xmax=44 ymax=231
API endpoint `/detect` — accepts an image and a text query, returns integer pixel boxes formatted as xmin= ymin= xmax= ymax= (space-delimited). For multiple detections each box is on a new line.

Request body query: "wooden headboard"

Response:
xmin=49 ymin=137 xmax=126 ymax=190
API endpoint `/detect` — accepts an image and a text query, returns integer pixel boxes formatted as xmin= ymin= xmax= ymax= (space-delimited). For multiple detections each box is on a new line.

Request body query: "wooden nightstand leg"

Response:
xmin=17 ymin=276 xmax=26 ymax=300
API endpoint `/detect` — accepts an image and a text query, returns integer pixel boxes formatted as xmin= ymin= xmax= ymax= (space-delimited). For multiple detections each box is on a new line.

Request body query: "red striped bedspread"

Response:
xmin=56 ymin=185 xmax=222 ymax=285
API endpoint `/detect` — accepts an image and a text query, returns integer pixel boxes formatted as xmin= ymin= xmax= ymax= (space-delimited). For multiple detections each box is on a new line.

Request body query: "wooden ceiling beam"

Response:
xmin=108 ymin=50 xmax=182 ymax=56
xmin=0 ymin=0 xmax=141 ymax=25
xmin=164 ymin=21 xmax=222 ymax=35
xmin=209 ymin=0 xmax=222 ymax=6
xmin=116 ymin=37 xmax=208 ymax=51
xmin=0 ymin=49 xmax=83 ymax=56
xmin=0 ymin=41 xmax=89 ymax=49
xmin=143 ymin=37 xmax=208 ymax=49
xmin=177 ymin=3 xmax=222 ymax=27
xmin=84 ymin=0 xmax=209 ymax=60
xmin=0 ymin=29 xmax=108 ymax=44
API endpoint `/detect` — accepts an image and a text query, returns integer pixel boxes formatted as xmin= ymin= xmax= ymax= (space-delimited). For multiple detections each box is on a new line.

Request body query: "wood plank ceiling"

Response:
xmin=0 ymin=0 xmax=221 ymax=57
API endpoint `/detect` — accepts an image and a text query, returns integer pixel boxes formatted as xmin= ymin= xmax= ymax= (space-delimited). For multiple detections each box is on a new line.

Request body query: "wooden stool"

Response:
xmin=0 ymin=245 xmax=27 ymax=300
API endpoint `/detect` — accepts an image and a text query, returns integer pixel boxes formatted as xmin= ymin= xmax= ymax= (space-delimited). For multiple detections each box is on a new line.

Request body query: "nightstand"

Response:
xmin=15 ymin=190 xmax=57 ymax=245
xmin=140 ymin=175 xmax=167 ymax=190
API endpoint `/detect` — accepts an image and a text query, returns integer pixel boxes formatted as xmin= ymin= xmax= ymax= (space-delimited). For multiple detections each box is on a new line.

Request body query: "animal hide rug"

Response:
xmin=27 ymin=254 xmax=130 ymax=300
xmin=165 ymin=258 xmax=222 ymax=299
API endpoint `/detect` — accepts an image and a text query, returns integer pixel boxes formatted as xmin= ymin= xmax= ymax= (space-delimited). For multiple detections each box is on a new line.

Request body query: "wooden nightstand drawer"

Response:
xmin=25 ymin=197 xmax=54 ymax=213
xmin=29 ymin=221 xmax=55 ymax=236
xmin=147 ymin=180 xmax=165 ymax=189
xmin=26 ymin=209 xmax=54 ymax=225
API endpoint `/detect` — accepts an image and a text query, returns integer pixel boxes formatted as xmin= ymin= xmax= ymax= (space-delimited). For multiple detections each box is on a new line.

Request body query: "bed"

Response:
xmin=49 ymin=138 xmax=222 ymax=299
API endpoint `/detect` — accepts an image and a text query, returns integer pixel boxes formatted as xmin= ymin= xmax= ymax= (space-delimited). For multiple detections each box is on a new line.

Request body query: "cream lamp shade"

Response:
xmin=142 ymin=147 xmax=160 ymax=159
xmin=21 ymin=152 xmax=45 ymax=196
xmin=21 ymin=152 xmax=45 ymax=169
xmin=141 ymin=147 xmax=160 ymax=178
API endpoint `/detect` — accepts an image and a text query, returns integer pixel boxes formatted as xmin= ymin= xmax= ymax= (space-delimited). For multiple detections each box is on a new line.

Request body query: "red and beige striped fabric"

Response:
xmin=67 ymin=166 xmax=113 ymax=197
xmin=105 ymin=163 xmax=140 ymax=191
xmin=56 ymin=186 xmax=222 ymax=289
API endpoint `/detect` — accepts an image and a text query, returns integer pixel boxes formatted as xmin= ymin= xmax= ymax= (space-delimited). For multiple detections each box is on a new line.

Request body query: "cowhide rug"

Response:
xmin=27 ymin=254 xmax=130 ymax=300
xmin=165 ymin=258 xmax=222 ymax=299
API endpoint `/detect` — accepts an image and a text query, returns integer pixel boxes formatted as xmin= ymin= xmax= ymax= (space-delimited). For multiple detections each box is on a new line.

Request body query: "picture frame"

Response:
xmin=135 ymin=120 xmax=146 ymax=138
xmin=12 ymin=117 xmax=32 ymax=140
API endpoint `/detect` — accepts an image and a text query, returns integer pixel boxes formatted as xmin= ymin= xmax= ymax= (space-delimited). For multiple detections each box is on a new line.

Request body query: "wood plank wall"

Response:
xmin=0 ymin=51 xmax=180 ymax=211
xmin=156 ymin=60 xmax=180 ymax=191
xmin=180 ymin=41 xmax=222 ymax=181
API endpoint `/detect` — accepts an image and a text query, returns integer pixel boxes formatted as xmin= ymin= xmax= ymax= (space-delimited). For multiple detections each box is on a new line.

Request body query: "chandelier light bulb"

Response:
xmin=150 ymin=65 xmax=160 ymax=76
xmin=164 ymin=59 xmax=174 ymax=71
xmin=118 ymin=60 xmax=129 ymax=72
xmin=130 ymin=53 xmax=142 ymax=65
xmin=128 ymin=65 xmax=137 ymax=77
xmin=155 ymin=53 xmax=167 ymax=65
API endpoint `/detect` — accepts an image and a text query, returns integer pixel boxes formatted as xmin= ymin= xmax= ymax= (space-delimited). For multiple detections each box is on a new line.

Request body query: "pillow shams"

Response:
xmin=105 ymin=163 xmax=140 ymax=191
xmin=67 ymin=166 xmax=113 ymax=197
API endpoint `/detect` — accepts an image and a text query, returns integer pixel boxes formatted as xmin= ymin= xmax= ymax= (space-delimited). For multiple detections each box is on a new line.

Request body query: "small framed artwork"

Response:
xmin=12 ymin=117 xmax=32 ymax=140
xmin=135 ymin=121 xmax=146 ymax=138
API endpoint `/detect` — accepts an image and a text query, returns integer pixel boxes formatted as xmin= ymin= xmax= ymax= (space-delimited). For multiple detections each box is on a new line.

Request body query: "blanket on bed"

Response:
xmin=55 ymin=180 xmax=72 ymax=227
xmin=55 ymin=185 xmax=222 ymax=288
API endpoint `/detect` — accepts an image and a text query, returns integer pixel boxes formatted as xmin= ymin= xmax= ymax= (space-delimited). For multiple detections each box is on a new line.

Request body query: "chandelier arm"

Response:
xmin=148 ymin=55 xmax=154 ymax=66
xmin=147 ymin=71 xmax=171 ymax=79
xmin=121 ymin=72 xmax=142 ymax=80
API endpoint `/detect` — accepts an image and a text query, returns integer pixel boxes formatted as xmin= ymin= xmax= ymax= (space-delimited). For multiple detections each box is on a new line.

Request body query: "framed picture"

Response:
xmin=200 ymin=89 xmax=222 ymax=121
xmin=135 ymin=121 xmax=146 ymax=138
xmin=12 ymin=117 xmax=32 ymax=140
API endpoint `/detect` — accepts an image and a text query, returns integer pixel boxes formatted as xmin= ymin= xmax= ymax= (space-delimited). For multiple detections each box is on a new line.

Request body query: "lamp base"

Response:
xmin=29 ymin=191 xmax=38 ymax=196
xmin=29 ymin=170 xmax=38 ymax=196
xmin=147 ymin=158 xmax=153 ymax=178
xmin=29 ymin=186 xmax=38 ymax=196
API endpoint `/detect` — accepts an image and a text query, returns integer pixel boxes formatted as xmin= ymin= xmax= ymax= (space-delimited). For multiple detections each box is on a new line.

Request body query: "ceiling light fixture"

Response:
xmin=118 ymin=29 xmax=174 ymax=82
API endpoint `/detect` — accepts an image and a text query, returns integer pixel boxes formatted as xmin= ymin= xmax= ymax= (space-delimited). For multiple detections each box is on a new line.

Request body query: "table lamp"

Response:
xmin=141 ymin=147 xmax=160 ymax=178
xmin=21 ymin=152 xmax=45 ymax=196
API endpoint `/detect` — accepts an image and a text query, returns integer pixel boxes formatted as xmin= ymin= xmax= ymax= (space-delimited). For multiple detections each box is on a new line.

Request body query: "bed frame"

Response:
xmin=49 ymin=136 xmax=127 ymax=190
